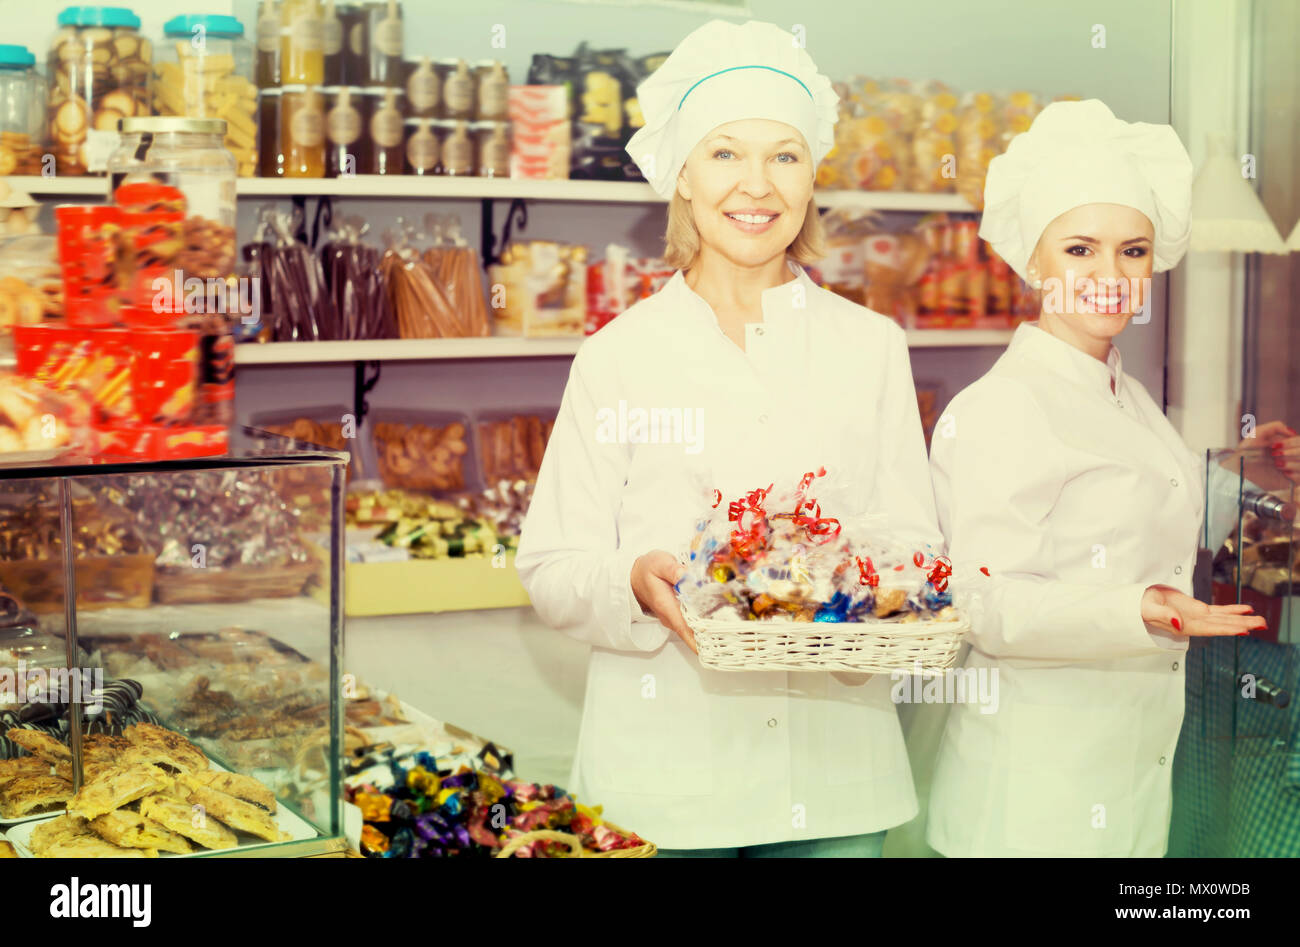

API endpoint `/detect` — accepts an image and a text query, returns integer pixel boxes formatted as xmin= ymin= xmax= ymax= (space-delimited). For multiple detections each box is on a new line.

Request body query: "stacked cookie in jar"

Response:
xmin=47 ymin=6 xmax=152 ymax=176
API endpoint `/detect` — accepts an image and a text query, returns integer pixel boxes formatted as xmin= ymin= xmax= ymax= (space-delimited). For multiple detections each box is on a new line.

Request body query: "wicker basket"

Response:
xmin=495 ymin=822 xmax=656 ymax=858
xmin=685 ymin=607 xmax=969 ymax=673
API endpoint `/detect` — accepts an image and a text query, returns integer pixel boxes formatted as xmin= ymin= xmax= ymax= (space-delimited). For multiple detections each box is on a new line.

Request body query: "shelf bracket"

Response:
xmin=481 ymin=197 xmax=528 ymax=266
xmin=353 ymin=360 xmax=381 ymax=425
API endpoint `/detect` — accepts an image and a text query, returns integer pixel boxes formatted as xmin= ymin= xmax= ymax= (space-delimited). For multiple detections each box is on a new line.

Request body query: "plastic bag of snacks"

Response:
xmin=319 ymin=215 xmax=396 ymax=341
xmin=380 ymin=218 xmax=464 ymax=339
xmin=911 ymin=81 xmax=958 ymax=193
xmin=955 ymin=91 xmax=1000 ymax=209
xmin=0 ymin=371 xmax=92 ymax=459
xmin=489 ymin=240 xmax=587 ymax=337
xmin=372 ymin=411 xmax=473 ymax=494
xmin=584 ymin=243 xmax=674 ymax=334
xmin=421 ymin=214 xmax=490 ymax=338
xmin=675 ymin=467 xmax=964 ymax=672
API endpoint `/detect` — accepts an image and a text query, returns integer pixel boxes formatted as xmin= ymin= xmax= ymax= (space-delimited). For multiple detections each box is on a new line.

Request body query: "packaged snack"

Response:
xmin=911 ymin=81 xmax=958 ymax=193
xmin=584 ymin=244 xmax=673 ymax=334
xmin=371 ymin=413 xmax=473 ymax=493
xmin=507 ymin=85 xmax=569 ymax=180
xmin=421 ymin=214 xmax=490 ymax=337
xmin=0 ymin=372 xmax=90 ymax=458
xmin=488 ymin=240 xmax=586 ymax=337
xmin=955 ymin=91 xmax=1000 ymax=209
xmin=476 ymin=411 xmax=555 ymax=483
xmin=129 ymin=329 xmax=199 ymax=425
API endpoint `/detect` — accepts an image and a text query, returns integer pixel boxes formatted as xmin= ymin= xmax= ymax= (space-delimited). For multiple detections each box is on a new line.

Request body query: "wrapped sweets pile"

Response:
xmin=346 ymin=745 xmax=647 ymax=858
xmin=677 ymin=467 xmax=957 ymax=623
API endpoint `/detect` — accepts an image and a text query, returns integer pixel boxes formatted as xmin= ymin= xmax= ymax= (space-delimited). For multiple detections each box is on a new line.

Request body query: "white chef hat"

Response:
xmin=626 ymin=19 xmax=839 ymax=199
xmin=979 ymin=99 xmax=1193 ymax=282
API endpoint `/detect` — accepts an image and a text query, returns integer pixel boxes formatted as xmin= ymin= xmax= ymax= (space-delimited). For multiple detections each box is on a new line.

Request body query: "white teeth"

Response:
xmin=727 ymin=213 xmax=774 ymax=224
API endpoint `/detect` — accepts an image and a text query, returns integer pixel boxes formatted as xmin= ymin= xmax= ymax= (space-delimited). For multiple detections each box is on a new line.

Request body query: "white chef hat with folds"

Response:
xmin=979 ymin=99 xmax=1194 ymax=282
xmin=626 ymin=19 xmax=839 ymax=199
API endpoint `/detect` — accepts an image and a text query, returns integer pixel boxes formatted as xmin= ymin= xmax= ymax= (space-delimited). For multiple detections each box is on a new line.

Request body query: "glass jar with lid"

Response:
xmin=154 ymin=15 xmax=258 ymax=178
xmin=48 ymin=5 xmax=152 ymax=176
xmin=280 ymin=85 xmax=326 ymax=177
xmin=473 ymin=120 xmax=510 ymax=178
xmin=404 ymin=56 xmax=438 ymax=118
xmin=0 ymin=45 xmax=46 ymax=175
xmin=403 ymin=117 xmax=436 ymax=175
xmin=108 ymin=116 xmax=237 ymax=283
xmin=280 ymin=0 xmax=324 ymax=85
xmin=259 ymin=88 xmax=282 ymax=175
xmin=438 ymin=58 xmax=474 ymax=120
xmin=439 ymin=119 xmax=474 ymax=177
xmin=366 ymin=86 xmax=403 ymax=174
xmin=255 ymin=0 xmax=281 ymax=87
xmin=325 ymin=85 xmax=368 ymax=177
xmin=474 ymin=60 xmax=508 ymax=121
xmin=365 ymin=0 xmax=402 ymax=87
xmin=337 ymin=2 xmax=367 ymax=85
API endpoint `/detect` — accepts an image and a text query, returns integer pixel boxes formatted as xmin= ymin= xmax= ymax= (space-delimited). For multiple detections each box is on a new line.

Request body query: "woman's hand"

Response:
xmin=1233 ymin=420 xmax=1300 ymax=483
xmin=1141 ymin=585 xmax=1267 ymax=637
xmin=631 ymin=550 xmax=696 ymax=652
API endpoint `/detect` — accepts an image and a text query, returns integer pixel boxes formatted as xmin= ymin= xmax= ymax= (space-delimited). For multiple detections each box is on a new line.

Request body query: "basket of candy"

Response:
xmin=677 ymin=467 xmax=967 ymax=673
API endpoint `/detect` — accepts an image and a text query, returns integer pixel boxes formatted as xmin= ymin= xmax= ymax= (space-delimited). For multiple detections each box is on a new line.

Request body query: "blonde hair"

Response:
xmin=663 ymin=193 xmax=826 ymax=270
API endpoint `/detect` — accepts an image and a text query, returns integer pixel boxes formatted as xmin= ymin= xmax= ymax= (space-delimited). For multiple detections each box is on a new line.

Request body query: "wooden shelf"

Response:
xmin=234 ymin=337 xmax=584 ymax=364
xmin=233 ymin=329 xmax=1011 ymax=365
xmin=12 ymin=172 xmax=978 ymax=213
xmin=7 ymin=175 xmax=110 ymax=197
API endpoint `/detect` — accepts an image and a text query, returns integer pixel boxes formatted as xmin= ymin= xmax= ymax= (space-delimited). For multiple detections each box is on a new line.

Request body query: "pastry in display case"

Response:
xmin=0 ymin=426 xmax=348 ymax=857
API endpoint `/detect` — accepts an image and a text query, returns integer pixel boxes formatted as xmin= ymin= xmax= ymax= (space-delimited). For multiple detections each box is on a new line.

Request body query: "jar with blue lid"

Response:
xmin=154 ymin=15 xmax=257 ymax=177
xmin=0 ymin=45 xmax=46 ymax=174
xmin=47 ymin=5 xmax=152 ymax=175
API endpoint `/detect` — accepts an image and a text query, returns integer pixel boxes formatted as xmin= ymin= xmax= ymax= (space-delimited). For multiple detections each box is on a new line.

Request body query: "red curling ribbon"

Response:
xmin=894 ymin=564 xmax=905 ymax=571
xmin=726 ymin=483 xmax=774 ymax=562
xmin=926 ymin=555 xmax=952 ymax=593
xmin=979 ymin=566 xmax=990 ymax=577
xmin=913 ymin=551 xmax=925 ymax=568
xmin=856 ymin=556 xmax=880 ymax=587
xmin=711 ymin=489 xmax=722 ymax=509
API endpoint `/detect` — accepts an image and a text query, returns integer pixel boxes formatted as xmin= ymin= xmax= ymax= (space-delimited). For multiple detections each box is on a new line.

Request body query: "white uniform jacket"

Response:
xmin=926 ymin=322 xmax=1242 ymax=857
xmin=516 ymin=260 xmax=944 ymax=849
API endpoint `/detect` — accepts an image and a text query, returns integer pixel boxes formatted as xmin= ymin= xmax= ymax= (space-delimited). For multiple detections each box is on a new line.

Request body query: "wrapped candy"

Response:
xmin=675 ymin=467 xmax=955 ymax=624
xmin=345 ymin=742 xmax=646 ymax=858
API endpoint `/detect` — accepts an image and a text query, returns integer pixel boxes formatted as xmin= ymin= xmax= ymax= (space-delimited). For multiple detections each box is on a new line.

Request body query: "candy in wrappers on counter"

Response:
xmin=344 ymin=743 xmax=647 ymax=857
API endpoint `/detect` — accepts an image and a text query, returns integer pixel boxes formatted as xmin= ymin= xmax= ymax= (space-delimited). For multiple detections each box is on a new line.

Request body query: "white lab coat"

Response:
xmin=926 ymin=322 xmax=1242 ymax=857
xmin=516 ymin=260 xmax=944 ymax=850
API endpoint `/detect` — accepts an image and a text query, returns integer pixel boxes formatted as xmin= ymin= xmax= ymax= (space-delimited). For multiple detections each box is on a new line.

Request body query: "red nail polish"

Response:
xmin=1171 ymin=617 xmax=1182 ymax=631
xmin=1237 ymin=631 xmax=1250 ymax=636
xmin=979 ymin=566 xmax=990 ymax=576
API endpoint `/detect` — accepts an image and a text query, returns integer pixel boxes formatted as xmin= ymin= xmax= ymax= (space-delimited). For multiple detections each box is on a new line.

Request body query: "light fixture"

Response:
xmin=1190 ymin=132 xmax=1288 ymax=254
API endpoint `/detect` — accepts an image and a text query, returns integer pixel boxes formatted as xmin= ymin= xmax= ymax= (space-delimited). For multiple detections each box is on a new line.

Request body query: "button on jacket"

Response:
xmin=926 ymin=322 xmax=1242 ymax=857
xmin=516 ymin=260 xmax=944 ymax=850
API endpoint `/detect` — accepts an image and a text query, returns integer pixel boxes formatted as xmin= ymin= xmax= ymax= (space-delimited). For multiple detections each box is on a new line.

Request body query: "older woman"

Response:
xmin=516 ymin=20 xmax=943 ymax=856
xmin=926 ymin=99 xmax=1296 ymax=857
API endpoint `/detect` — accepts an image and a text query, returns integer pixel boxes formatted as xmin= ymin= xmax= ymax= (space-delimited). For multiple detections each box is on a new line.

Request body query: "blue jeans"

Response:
xmin=656 ymin=830 xmax=887 ymax=858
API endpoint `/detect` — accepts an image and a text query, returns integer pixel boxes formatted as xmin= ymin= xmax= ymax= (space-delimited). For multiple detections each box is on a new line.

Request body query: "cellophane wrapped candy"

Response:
xmin=675 ymin=467 xmax=956 ymax=623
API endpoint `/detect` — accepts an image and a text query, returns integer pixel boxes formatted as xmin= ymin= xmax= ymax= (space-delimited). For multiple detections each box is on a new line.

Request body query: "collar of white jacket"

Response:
xmin=626 ymin=19 xmax=839 ymax=200
xmin=979 ymin=99 xmax=1193 ymax=283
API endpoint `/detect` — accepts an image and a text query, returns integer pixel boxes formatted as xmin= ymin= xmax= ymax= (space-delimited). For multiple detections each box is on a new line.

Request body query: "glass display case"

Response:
xmin=1170 ymin=446 xmax=1298 ymax=857
xmin=0 ymin=427 xmax=347 ymax=857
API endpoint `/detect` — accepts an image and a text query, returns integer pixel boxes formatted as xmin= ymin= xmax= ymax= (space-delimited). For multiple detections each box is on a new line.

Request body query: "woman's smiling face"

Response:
xmin=1029 ymin=202 xmax=1156 ymax=341
xmin=675 ymin=118 xmax=814 ymax=268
